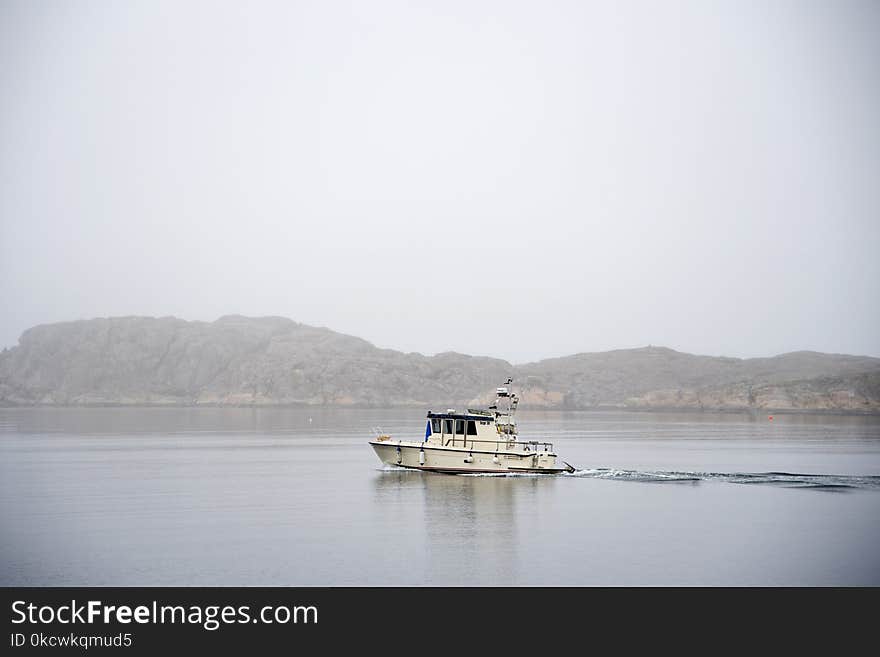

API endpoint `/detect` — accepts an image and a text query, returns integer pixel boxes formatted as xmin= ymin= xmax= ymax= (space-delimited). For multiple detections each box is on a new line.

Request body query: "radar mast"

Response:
xmin=492 ymin=378 xmax=519 ymax=436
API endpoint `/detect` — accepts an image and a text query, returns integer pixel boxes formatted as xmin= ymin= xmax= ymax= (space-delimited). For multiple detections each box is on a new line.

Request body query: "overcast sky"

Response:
xmin=1 ymin=0 xmax=878 ymax=363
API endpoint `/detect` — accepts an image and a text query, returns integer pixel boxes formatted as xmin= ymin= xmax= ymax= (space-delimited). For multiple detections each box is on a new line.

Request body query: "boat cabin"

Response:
xmin=426 ymin=409 xmax=500 ymax=444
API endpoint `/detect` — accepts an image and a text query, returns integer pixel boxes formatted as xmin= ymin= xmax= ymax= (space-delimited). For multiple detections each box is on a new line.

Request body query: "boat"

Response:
xmin=369 ymin=379 xmax=576 ymax=474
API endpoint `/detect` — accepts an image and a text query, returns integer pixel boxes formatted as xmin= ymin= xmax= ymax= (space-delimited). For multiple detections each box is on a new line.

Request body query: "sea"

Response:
xmin=2 ymin=407 xmax=879 ymax=586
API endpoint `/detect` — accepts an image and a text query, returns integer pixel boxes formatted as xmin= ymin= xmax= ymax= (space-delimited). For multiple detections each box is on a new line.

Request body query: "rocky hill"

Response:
xmin=511 ymin=348 xmax=880 ymax=411
xmin=1 ymin=315 xmax=878 ymax=412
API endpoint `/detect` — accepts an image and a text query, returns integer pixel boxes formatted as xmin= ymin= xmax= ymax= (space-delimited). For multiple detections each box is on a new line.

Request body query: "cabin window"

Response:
xmin=466 ymin=420 xmax=477 ymax=435
xmin=431 ymin=418 xmax=441 ymax=434
xmin=455 ymin=419 xmax=465 ymax=434
xmin=443 ymin=419 xmax=453 ymax=435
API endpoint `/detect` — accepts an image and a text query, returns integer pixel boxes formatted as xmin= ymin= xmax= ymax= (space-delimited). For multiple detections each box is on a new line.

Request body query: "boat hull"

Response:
xmin=370 ymin=440 xmax=572 ymax=475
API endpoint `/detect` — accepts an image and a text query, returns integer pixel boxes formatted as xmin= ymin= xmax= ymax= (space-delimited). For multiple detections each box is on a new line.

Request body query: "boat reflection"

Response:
xmin=372 ymin=469 xmax=555 ymax=584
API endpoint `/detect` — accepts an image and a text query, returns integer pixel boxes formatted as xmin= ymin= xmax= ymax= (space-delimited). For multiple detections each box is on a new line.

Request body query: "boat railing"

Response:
xmin=442 ymin=437 xmax=554 ymax=452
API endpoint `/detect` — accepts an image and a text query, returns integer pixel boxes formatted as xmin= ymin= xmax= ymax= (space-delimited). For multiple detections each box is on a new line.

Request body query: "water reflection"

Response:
xmin=373 ymin=470 xmax=556 ymax=584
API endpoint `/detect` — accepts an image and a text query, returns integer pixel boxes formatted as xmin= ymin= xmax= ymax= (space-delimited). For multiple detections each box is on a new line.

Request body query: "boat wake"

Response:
xmin=376 ymin=464 xmax=880 ymax=490
xmin=565 ymin=468 xmax=880 ymax=491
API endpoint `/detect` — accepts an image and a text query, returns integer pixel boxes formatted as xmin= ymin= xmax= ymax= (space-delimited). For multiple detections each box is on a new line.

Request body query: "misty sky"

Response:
xmin=1 ymin=0 xmax=878 ymax=363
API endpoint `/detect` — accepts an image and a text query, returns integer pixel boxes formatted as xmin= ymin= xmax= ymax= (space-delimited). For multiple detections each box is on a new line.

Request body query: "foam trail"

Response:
xmin=376 ymin=464 xmax=880 ymax=490
xmin=565 ymin=469 xmax=880 ymax=491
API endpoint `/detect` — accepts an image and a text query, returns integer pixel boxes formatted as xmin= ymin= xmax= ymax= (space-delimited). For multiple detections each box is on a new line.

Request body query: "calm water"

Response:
xmin=2 ymin=407 xmax=879 ymax=586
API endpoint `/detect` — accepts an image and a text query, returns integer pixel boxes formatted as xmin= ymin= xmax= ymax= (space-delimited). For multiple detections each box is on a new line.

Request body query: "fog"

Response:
xmin=1 ymin=0 xmax=878 ymax=363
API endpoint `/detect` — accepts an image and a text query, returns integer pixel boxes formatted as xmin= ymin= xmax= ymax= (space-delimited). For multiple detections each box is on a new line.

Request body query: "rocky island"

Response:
xmin=1 ymin=315 xmax=878 ymax=413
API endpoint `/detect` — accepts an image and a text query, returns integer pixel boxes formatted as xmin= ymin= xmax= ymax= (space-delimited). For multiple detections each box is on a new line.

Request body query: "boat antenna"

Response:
xmin=509 ymin=378 xmax=518 ymax=418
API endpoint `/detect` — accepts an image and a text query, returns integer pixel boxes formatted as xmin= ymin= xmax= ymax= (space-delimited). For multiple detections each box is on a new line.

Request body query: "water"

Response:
xmin=2 ymin=407 xmax=879 ymax=586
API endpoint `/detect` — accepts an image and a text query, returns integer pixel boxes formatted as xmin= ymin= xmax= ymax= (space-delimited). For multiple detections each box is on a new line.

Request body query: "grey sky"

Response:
xmin=1 ymin=0 xmax=878 ymax=363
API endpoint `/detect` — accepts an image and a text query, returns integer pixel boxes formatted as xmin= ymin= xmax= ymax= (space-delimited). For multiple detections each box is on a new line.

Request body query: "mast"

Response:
xmin=492 ymin=377 xmax=518 ymax=436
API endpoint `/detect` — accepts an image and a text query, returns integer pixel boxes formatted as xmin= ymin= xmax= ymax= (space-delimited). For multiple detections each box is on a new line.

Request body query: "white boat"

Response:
xmin=369 ymin=379 xmax=575 ymax=474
